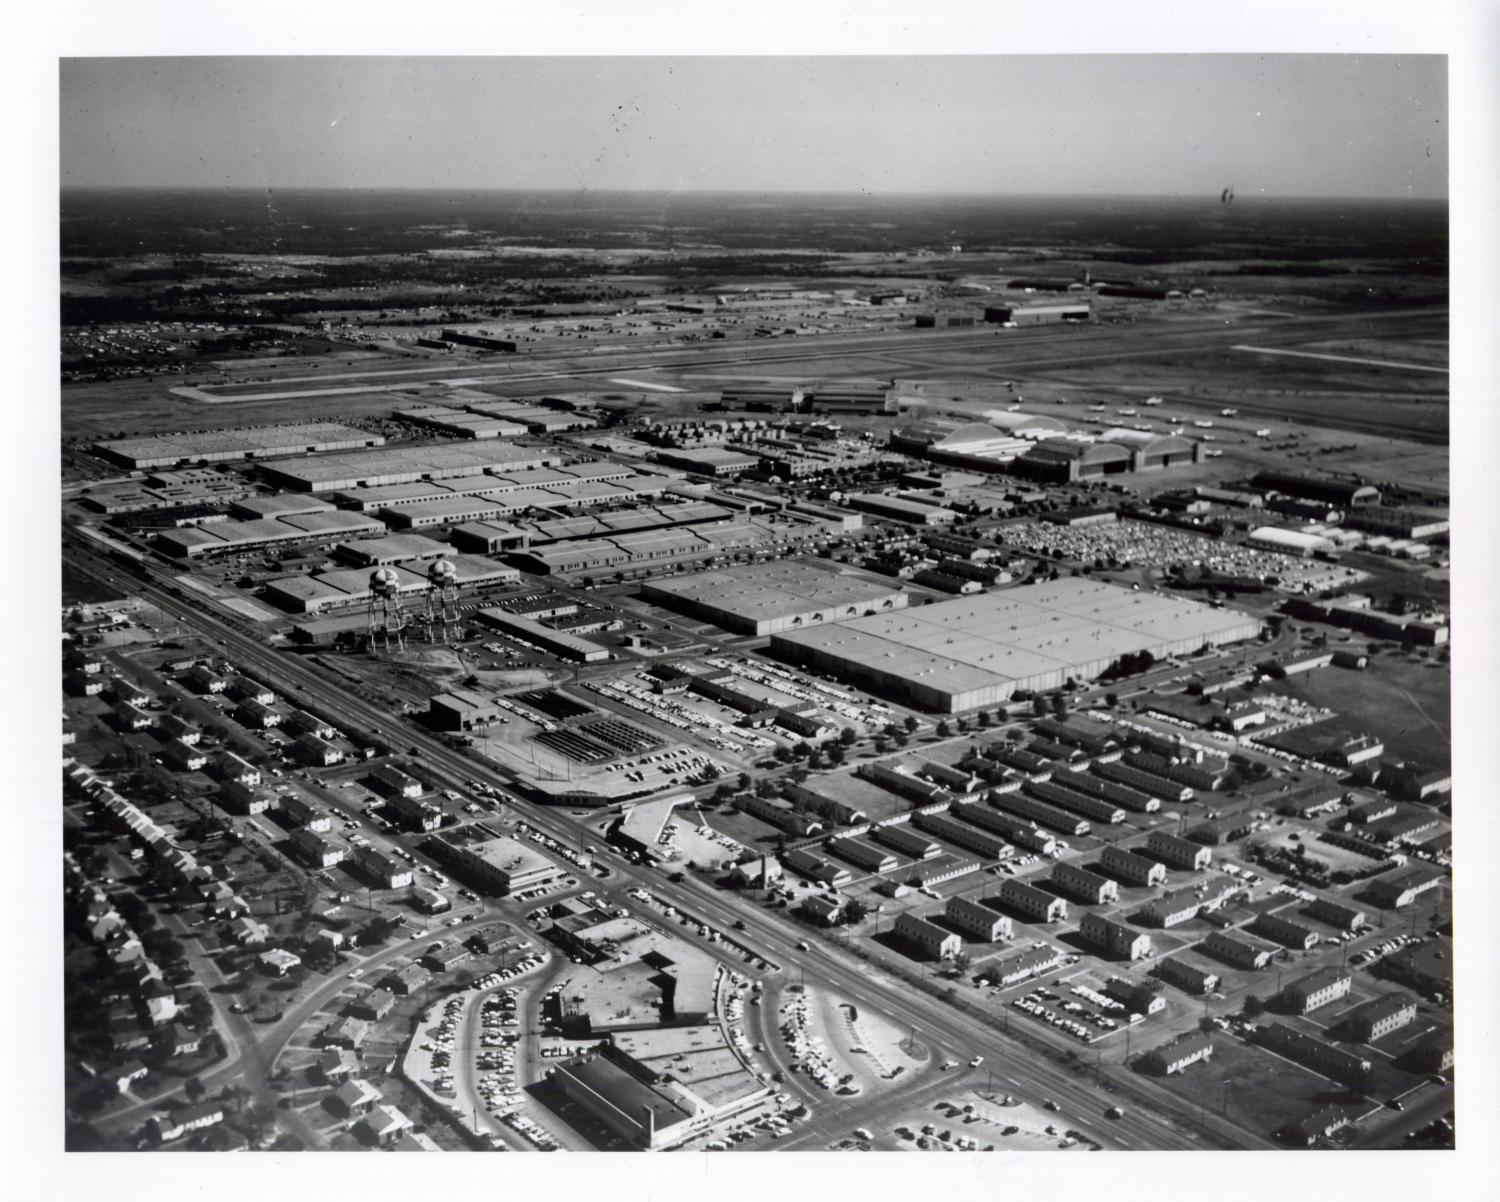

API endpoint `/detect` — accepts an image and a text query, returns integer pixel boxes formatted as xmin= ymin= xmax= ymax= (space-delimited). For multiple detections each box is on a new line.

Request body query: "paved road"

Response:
xmin=68 ymin=538 xmax=1263 ymax=1149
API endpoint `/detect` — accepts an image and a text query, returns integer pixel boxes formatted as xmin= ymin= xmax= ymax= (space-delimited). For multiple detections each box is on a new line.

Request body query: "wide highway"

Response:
xmin=67 ymin=534 xmax=1265 ymax=1149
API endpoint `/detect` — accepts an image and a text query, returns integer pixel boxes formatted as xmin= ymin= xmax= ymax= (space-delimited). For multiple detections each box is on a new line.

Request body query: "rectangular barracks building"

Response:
xmin=770 ymin=578 xmax=1261 ymax=713
xmin=640 ymin=560 xmax=909 ymax=636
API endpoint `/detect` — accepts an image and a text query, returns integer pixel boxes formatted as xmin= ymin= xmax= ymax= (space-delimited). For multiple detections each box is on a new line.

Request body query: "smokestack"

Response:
xmin=760 ymin=854 xmax=769 ymax=890
xmin=642 ymin=1104 xmax=655 ymax=1147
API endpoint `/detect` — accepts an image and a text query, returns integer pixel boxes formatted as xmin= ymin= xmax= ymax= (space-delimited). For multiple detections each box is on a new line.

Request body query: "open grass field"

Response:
xmin=1267 ymin=653 xmax=1450 ymax=770
xmin=1147 ymin=1032 xmax=1343 ymax=1141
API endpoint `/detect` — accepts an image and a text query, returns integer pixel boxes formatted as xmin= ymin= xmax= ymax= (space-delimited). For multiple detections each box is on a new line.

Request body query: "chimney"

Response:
xmin=759 ymin=855 xmax=769 ymax=890
xmin=642 ymin=1104 xmax=655 ymax=1147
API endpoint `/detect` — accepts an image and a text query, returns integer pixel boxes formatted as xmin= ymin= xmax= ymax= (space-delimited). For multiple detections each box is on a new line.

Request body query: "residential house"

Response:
xmin=331 ymin=1077 xmax=384 ymax=1118
xmin=150 ymin=1102 xmax=225 ymax=1143
xmin=358 ymin=1103 xmax=415 ymax=1148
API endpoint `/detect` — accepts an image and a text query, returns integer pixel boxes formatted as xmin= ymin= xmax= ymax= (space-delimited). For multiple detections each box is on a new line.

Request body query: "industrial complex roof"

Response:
xmin=643 ymin=560 xmax=906 ymax=623
xmin=774 ymin=578 xmax=1261 ymax=696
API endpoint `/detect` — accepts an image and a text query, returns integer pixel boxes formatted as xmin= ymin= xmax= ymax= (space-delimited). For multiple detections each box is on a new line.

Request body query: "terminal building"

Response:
xmin=640 ymin=560 xmax=908 ymax=636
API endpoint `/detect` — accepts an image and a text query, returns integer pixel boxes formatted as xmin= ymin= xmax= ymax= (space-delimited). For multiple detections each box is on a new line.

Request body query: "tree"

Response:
xmin=185 ymin=1076 xmax=205 ymax=1103
xmin=976 ymin=710 xmax=991 ymax=729
xmin=952 ymin=951 xmax=972 ymax=974
xmin=1031 ymin=696 xmax=1049 ymax=718
xmin=738 ymin=772 xmax=752 ymax=791
xmin=838 ymin=727 xmax=857 ymax=747
xmin=903 ymin=716 xmax=920 ymax=734
xmin=843 ymin=898 xmax=869 ymax=924
xmin=1050 ymin=694 xmax=1069 ymax=719
xmin=936 ymin=720 xmax=952 ymax=739
xmin=825 ymin=744 xmax=845 ymax=767
xmin=1242 ymin=994 xmax=1265 ymax=1018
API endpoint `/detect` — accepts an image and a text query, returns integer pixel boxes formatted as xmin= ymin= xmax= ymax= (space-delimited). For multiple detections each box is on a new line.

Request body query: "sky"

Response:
xmin=60 ymin=55 xmax=1448 ymax=198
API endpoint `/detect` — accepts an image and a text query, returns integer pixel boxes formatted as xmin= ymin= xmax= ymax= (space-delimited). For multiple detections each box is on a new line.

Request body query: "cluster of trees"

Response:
xmin=1098 ymin=649 xmax=1157 ymax=682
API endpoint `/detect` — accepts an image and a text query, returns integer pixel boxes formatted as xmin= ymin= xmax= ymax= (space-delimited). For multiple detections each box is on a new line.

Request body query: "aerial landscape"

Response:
xmin=56 ymin=53 xmax=1460 ymax=1161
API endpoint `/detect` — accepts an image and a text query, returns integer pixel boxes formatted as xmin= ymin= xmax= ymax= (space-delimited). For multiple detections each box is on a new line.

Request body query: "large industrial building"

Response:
xmin=889 ymin=418 xmax=1062 ymax=471
xmin=653 ymin=447 xmax=760 ymax=477
xmin=1251 ymin=471 xmax=1381 ymax=508
xmin=640 ymin=561 xmax=909 ymax=636
xmin=436 ymin=834 xmax=564 ymax=896
xmin=1014 ymin=430 xmax=1201 ymax=482
xmin=770 ymin=578 xmax=1261 ymax=712
xmin=257 ymin=442 xmax=564 ymax=493
xmin=93 ymin=421 xmax=383 ymax=470
xmin=983 ymin=303 xmax=1092 ymax=325
xmin=263 ymin=555 xmax=517 ymax=614
xmin=155 ymin=510 xmax=388 ymax=559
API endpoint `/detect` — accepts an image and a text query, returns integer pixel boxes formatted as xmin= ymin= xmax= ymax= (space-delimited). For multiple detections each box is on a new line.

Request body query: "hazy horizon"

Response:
xmin=59 ymin=184 xmax=1446 ymax=204
xmin=61 ymin=56 xmax=1447 ymax=200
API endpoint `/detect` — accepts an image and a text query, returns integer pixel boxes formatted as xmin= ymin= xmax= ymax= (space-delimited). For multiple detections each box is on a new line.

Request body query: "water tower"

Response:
xmin=423 ymin=558 xmax=460 ymax=642
xmin=366 ymin=567 xmax=406 ymax=653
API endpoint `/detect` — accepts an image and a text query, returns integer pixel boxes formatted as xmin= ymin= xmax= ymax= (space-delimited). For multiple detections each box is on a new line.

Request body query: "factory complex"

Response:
xmin=772 ymin=578 xmax=1261 ymax=711
xmin=640 ymin=561 xmax=909 ymax=635
xmin=93 ymin=421 xmax=383 ymax=469
xmin=257 ymin=440 xmax=565 ymax=492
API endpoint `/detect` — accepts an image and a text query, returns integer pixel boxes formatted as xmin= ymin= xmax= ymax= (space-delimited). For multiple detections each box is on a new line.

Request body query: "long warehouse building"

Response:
xmin=641 ymin=560 xmax=909 ymax=636
xmin=770 ymin=578 xmax=1260 ymax=713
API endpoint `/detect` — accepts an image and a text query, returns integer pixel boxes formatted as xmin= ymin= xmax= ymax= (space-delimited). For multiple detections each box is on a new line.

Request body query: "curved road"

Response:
xmin=71 ymin=537 xmax=1263 ymax=1149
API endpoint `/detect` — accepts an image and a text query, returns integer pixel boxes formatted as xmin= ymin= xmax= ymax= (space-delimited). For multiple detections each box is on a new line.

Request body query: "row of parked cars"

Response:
xmin=1013 ymin=988 xmax=1106 ymax=1042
